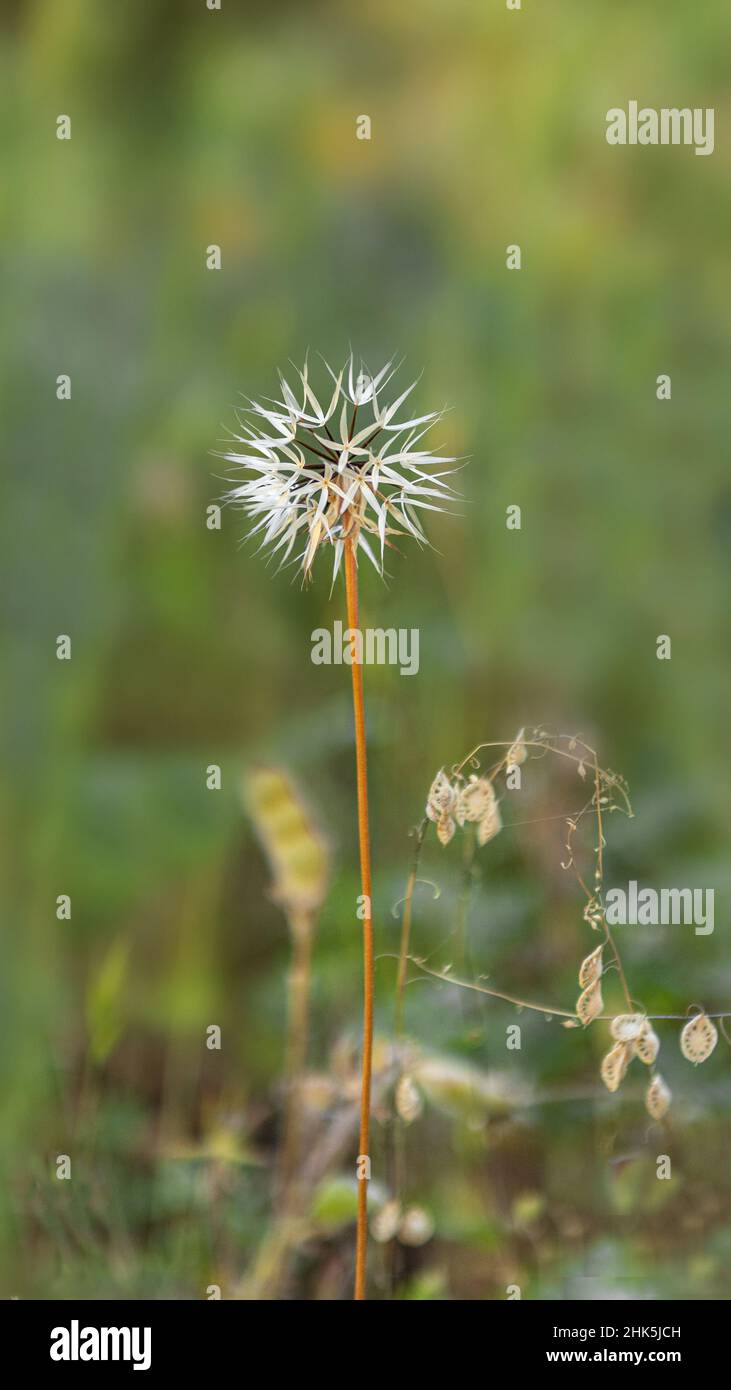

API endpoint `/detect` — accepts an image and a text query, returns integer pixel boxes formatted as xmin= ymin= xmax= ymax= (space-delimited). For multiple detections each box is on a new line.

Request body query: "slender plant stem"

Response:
xmin=394 ymin=819 xmax=427 ymax=1036
xmin=344 ymin=536 xmax=374 ymax=1301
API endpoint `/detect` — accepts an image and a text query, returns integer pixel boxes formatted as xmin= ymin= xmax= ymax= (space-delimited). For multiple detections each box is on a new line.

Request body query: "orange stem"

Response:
xmin=344 ymin=537 xmax=374 ymax=1301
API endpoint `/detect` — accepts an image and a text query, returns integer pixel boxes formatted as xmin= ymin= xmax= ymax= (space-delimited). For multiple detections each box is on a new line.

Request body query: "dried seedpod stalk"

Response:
xmin=395 ymin=730 xmax=729 ymax=1120
xmin=218 ymin=356 xmax=457 ymax=1299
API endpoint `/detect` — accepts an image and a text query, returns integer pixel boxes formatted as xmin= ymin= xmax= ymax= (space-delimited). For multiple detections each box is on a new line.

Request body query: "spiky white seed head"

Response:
xmin=215 ymin=355 xmax=459 ymax=582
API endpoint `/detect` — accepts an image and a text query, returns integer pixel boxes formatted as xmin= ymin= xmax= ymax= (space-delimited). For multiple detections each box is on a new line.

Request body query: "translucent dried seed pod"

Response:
xmin=398 ymin=1206 xmax=435 ymax=1247
xmin=578 ymin=944 xmax=603 ymax=989
xmin=506 ymin=730 xmax=527 ymax=767
xmin=634 ymin=1021 xmax=660 ymax=1066
xmin=610 ymin=1013 xmax=645 ymax=1043
xmin=426 ymin=769 xmax=456 ymax=823
xmin=576 ymin=979 xmax=603 ymax=1026
xmin=477 ymin=801 xmax=502 ymax=846
xmin=645 ymin=1074 xmax=671 ymax=1120
xmin=679 ymin=1013 xmax=718 ymax=1064
xmin=371 ymin=1199 xmax=402 ymax=1244
xmin=436 ymin=813 xmax=456 ymax=846
xmin=600 ymin=1040 xmax=633 ymax=1092
xmin=456 ymin=776 xmax=495 ymax=827
xmin=395 ymin=1074 xmax=423 ymax=1125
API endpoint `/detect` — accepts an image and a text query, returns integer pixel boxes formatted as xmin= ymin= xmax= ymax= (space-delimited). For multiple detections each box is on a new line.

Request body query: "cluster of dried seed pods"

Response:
xmin=596 ymin=1009 xmax=718 ymax=1119
xmin=425 ymin=769 xmax=502 ymax=848
xmin=371 ymin=1198 xmax=435 ymax=1247
xmin=373 ymin=1073 xmax=434 ymax=1248
xmin=599 ymin=1013 xmax=664 ymax=1117
xmin=576 ymin=943 xmax=604 ymax=1024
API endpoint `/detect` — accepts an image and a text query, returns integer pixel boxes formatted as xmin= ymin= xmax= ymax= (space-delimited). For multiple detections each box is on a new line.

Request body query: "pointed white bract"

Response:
xmin=217 ymin=355 xmax=458 ymax=580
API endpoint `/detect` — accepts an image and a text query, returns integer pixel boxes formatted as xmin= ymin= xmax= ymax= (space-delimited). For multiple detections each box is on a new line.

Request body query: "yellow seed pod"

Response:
xmin=244 ymin=766 xmax=329 ymax=916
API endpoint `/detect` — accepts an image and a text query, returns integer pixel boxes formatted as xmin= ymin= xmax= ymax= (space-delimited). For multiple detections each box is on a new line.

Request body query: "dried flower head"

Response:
xmin=217 ymin=355 xmax=458 ymax=581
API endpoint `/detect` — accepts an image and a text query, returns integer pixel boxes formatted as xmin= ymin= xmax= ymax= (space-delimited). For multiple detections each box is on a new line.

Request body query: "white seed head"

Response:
xmin=217 ymin=355 xmax=458 ymax=581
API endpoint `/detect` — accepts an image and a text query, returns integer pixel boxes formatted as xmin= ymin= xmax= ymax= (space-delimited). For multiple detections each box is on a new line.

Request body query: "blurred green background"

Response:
xmin=2 ymin=0 xmax=730 ymax=1299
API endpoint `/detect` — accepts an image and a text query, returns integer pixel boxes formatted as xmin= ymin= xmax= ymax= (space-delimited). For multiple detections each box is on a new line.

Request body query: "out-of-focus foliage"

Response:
xmin=1 ymin=0 xmax=730 ymax=1299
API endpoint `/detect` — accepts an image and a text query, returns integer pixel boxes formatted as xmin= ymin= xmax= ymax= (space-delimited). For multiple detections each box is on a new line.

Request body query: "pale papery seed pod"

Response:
xmin=398 ymin=1206 xmax=435 ymax=1247
xmin=371 ymin=1199 xmax=402 ymax=1244
xmin=633 ymin=1021 xmax=660 ymax=1066
xmin=578 ymin=944 xmax=603 ymax=989
xmin=679 ymin=1013 xmax=718 ymax=1065
xmin=645 ymin=1074 xmax=672 ymax=1120
xmin=456 ymin=776 xmax=496 ymax=827
xmin=610 ymin=1013 xmax=646 ymax=1043
xmin=395 ymin=1074 xmax=423 ymax=1125
xmin=576 ymin=978 xmax=603 ymax=1027
xmin=600 ymin=1040 xmax=633 ymax=1092
xmin=426 ymin=770 xmax=456 ymax=824
xmin=436 ymin=813 xmax=456 ymax=846
xmin=506 ymin=729 xmax=527 ymax=767
xmin=477 ymin=801 xmax=502 ymax=847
